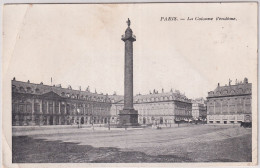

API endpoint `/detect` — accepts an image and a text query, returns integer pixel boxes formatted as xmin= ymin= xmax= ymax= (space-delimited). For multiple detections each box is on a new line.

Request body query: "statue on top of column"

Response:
xmin=127 ymin=18 xmax=131 ymax=27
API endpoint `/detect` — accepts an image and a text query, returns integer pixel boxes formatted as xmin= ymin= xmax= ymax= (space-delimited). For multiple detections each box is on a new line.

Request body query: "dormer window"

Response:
xmin=26 ymin=87 xmax=32 ymax=93
xmin=35 ymin=88 xmax=40 ymax=93
xmin=19 ymin=87 xmax=25 ymax=92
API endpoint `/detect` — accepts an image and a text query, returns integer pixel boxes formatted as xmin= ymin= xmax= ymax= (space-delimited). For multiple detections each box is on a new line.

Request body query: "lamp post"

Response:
xmin=77 ymin=108 xmax=80 ymax=128
xmin=108 ymin=117 xmax=110 ymax=130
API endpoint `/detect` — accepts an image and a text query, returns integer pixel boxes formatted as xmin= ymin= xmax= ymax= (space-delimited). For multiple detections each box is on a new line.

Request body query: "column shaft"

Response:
xmin=124 ymin=40 xmax=134 ymax=109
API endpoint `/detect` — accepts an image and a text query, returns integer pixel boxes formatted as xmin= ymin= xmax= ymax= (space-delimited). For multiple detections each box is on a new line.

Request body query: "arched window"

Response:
xmin=61 ymin=92 xmax=65 ymax=97
xmin=55 ymin=101 xmax=59 ymax=114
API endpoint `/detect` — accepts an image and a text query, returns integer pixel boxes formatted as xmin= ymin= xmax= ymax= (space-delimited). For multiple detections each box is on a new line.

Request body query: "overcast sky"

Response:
xmin=3 ymin=3 xmax=257 ymax=99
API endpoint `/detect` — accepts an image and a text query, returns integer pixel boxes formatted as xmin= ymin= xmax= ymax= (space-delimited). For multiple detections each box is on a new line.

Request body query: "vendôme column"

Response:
xmin=119 ymin=18 xmax=138 ymax=126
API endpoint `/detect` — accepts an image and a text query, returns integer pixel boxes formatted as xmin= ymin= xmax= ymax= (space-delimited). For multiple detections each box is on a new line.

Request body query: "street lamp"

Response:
xmin=77 ymin=108 xmax=80 ymax=128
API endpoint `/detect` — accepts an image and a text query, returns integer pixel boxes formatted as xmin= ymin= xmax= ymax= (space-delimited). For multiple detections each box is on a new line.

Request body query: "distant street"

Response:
xmin=12 ymin=125 xmax=252 ymax=163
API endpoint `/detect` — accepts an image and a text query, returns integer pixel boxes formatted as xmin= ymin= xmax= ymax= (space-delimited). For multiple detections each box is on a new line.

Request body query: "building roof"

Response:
xmin=109 ymin=91 xmax=191 ymax=104
xmin=12 ymin=79 xmax=110 ymax=103
xmin=108 ymin=95 xmax=124 ymax=103
xmin=12 ymin=79 xmax=192 ymax=104
xmin=191 ymin=97 xmax=206 ymax=104
xmin=207 ymin=78 xmax=252 ymax=98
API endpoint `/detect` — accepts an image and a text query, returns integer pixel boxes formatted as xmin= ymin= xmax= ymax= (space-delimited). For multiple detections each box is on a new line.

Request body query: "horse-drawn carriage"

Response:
xmin=240 ymin=114 xmax=252 ymax=128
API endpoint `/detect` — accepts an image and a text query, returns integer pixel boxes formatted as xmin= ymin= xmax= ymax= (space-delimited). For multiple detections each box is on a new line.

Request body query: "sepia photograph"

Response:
xmin=2 ymin=2 xmax=258 ymax=167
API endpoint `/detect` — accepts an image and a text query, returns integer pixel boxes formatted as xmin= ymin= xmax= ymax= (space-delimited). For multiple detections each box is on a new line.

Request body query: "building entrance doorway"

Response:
xmin=81 ymin=117 xmax=84 ymax=124
xmin=143 ymin=117 xmax=146 ymax=124
xmin=160 ymin=117 xmax=163 ymax=124
xmin=49 ymin=116 xmax=53 ymax=125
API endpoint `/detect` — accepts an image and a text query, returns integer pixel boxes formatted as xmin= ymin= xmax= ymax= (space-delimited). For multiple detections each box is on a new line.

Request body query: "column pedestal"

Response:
xmin=119 ymin=109 xmax=139 ymax=126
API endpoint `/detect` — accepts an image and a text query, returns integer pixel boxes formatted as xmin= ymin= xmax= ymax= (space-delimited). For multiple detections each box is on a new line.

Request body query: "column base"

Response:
xmin=118 ymin=109 xmax=139 ymax=126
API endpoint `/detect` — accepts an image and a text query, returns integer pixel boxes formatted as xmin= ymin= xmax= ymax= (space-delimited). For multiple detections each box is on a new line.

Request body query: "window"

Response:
xmin=215 ymin=102 xmax=221 ymax=114
xmin=48 ymin=102 xmax=53 ymax=113
xmin=19 ymin=87 xmax=25 ymax=92
xmin=42 ymin=101 xmax=47 ymax=113
xmin=34 ymin=103 xmax=40 ymax=113
xmin=19 ymin=104 xmax=24 ymax=113
xmin=209 ymin=121 xmax=213 ymax=123
xmin=61 ymin=104 xmax=65 ymax=114
xmin=216 ymin=121 xmax=220 ymax=123
xmin=66 ymin=104 xmax=70 ymax=114
xmin=237 ymin=98 xmax=243 ymax=114
xmin=26 ymin=87 xmax=32 ymax=93
xmin=35 ymin=88 xmax=40 ymax=93
xmin=12 ymin=85 xmax=16 ymax=92
xmin=12 ymin=103 xmax=18 ymax=113
xmin=26 ymin=103 xmax=32 ymax=113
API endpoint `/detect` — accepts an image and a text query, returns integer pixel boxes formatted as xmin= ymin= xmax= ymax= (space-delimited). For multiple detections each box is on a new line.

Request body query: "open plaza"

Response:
xmin=12 ymin=124 xmax=251 ymax=163
xmin=10 ymin=17 xmax=253 ymax=164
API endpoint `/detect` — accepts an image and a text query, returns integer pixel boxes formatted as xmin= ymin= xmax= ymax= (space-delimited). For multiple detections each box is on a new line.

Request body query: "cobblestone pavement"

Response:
xmin=12 ymin=125 xmax=252 ymax=163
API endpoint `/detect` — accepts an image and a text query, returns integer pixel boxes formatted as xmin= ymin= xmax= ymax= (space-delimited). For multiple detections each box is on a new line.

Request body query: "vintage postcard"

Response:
xmin=2 ymin=2 xmax=258 ymax=167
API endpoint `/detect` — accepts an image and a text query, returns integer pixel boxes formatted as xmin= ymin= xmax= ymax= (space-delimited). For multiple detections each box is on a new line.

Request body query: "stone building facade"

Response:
xmin=206 ymin=78 xmax=252 ymax=124
xmin=191 ymin=98 xmax=207 ymax=120
xmin=109 ymin=90 xmax=192 ymax=125
xmin=12 ymin=79 xmax=111 ymax=126
xmin=12 ymin=79 xmax=192 ymax=126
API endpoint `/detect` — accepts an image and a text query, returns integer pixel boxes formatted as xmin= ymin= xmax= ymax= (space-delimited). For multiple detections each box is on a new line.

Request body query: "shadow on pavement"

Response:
xmin=12 ymin=136 xmax=192 ymax=163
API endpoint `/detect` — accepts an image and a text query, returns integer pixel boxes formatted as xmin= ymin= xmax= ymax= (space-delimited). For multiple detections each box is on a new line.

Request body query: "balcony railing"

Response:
xmin=121 ymin=34 xmax=136 ymax=39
